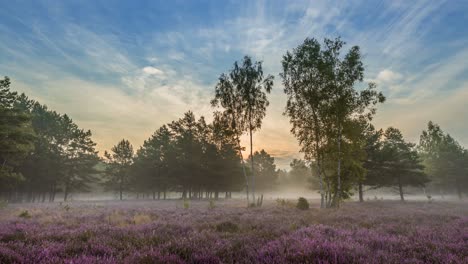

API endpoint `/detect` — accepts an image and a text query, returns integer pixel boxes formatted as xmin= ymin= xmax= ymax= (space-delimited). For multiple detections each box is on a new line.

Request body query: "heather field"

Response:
xmin=0 ymin=199 xmax=467 ymax=264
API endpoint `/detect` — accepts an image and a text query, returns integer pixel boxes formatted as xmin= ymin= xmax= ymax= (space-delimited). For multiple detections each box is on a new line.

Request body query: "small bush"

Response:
xmin=208 ymin=200 xmax=215 ymax=210
xmin=427 ymin=195 xmax=433 ymax=203
xmin=183 ymin=199 xmax=190 ymax=209
xmin=0 ymin=200 xmax=7 ymax=209
xmin=296 ymin=197 xmax=309 ymax=210
xmin=18 ymin=210 xmax=31 ymax=218
xmin=216 ymin=221 xmax=239 ymax=233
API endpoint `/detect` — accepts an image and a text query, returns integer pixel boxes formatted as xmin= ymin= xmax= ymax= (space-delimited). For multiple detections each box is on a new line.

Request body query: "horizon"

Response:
xmin=1 ymin=0 xmax=468 ymax=169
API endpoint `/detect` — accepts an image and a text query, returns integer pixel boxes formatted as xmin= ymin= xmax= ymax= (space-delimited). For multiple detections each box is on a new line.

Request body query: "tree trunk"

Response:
xmin=358 ymin=181 xmax=364 ymax=202
xmin=119 ymin=176 xmax=123 ymax=201
xmin=316 ymin=160 xmax=325 ymax=208
xmin=457 ymin=185 xmax=462 ymax=200
xmin=64 ymin=184 xmax=69 ymax=202
xmin=163 ymin=190 xmax=166 ymax=200
xmin=336 ymin=124 xmax=342 ymax=207
xmin=158 ymin=191 xmax=161 ymax=200
xmin=152 ymin=191 xmax=156 ymax=200
xmin=398 ymin=176 xmax=404 ymax=201
xmin=249 ymin=123 xmax=255 ymax=203
xmin=326 ymin=181 xmax=332 ymax=208
xmin=52 ymin=184 xmax=56 ymax=202
xmin=237 ymin=137 xmax=249 ymax=204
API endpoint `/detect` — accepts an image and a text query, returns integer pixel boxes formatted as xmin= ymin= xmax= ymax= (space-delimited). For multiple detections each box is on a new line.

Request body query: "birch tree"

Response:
xmin=282 ymin=38 xmax=384 ymax=207
xmin=212 ymin=55 xmax=273 ymax=205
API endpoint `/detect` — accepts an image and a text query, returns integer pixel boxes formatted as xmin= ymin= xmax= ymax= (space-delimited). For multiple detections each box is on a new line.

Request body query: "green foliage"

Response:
xmin=0 ymin=77 xmax=35 ymax=191
xmin=369 ymin=127 xmax=429 ymax=201
xmin=281 ymin=38 xmax=385 ymax=208
xmin=131 ymin=111 xmax=243 ymax=199
xmin=0 ymin=77 xmax=98 ymax=202
xmin=249 ymin=150 xmax=279 ymax=191
xmin=296 ymin=197 xmax=309 ymax=210
xmin=419 ymin=121 xmax=468 ymax=198
xmin=104 ymin=139 xmax=134 ymax=200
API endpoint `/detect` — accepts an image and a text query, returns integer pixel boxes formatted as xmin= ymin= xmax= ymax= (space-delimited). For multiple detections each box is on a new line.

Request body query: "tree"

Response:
xmin=18 ymin=100 xmax=67 ymax=202
xmin=168 ymin=111 xmax=203 ymax=199
xmin=212 ymin=55 xmax=274 ymax=204
xmin=133 ymin=125 xmax=174 ymax=199
xmin=249 ymin=150 xmax=279 ymax=191
xmin=209 ymin=112 xmax=244 ymax=198
xmin=105 ymin=139 xmax=134 ymax=200
xmin=0 ymin=77 xmax=35 ymax=197
xmin=281 ymin=38 xmax=384 ymax=207
xmin=289 ymin=159 xmax=312 ymax=188
xmin=419 ymin=121 xmax=468 ymax=199
xmin=360 ymin=123 xmax=384 ymax=202
xmin=380 ymin=127 xmax=428 ymax=201
xmin=58 ymin=115 xmax=99 ymax=201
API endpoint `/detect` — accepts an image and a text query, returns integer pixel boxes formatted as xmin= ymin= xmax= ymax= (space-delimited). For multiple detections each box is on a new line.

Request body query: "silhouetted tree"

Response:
xmin=212 ymin=55 xmax=274 ymax=203
xmin=133 ymin=125 xmax=174 ymax=199
xmin=249 ymin=150 xmax=279 ymax=191
xmin=105 ymin=139 xmax=134 ymax=200
xmin=419 ymin=121 xmax=468 ymax=199
xmin=0 ymin=77 xmax=35 ymax=200
xmin=380 ymin=127 xmax=428 ymax=201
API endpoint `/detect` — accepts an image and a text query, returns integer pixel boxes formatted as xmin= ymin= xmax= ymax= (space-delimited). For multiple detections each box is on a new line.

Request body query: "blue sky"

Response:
xmin=1 ymin=0 xmax=467 ymax=168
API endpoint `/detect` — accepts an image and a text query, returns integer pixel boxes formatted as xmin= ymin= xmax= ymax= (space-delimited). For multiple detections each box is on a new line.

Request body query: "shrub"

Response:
xmin=183 ymin=199 xmax=190 ymax=209
xmin=427 ymin=195 xmax=433 ymax=203
xmin=18 ymin=210 xmax=31 ymax=218
xmin=296 ymin=197 xmax=309 ymax=210
xmin=216 ymin=221 xmax=239 ymax=233
xmin=208 ymin=200 xmax=215 ymax=210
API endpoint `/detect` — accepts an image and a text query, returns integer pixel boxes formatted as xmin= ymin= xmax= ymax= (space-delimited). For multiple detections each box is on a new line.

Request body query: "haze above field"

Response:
xmin=1 ymin=0 xmax=468 ymax=168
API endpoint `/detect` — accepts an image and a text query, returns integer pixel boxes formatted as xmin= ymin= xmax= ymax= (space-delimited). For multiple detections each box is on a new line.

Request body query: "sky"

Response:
xmin=1 ymin=0 xmax=468 ymax=169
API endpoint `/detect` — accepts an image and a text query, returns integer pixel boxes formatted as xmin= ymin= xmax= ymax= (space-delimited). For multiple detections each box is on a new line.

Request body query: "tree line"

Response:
xmin=1 ymin=36 xmax=467 ymax=205
xmin=0 ymin=77 xmax=99 ymax=202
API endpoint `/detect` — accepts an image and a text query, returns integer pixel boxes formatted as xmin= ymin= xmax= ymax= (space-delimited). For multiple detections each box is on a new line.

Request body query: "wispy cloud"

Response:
xmin=1 ymin=0 xmax=467 ymax=168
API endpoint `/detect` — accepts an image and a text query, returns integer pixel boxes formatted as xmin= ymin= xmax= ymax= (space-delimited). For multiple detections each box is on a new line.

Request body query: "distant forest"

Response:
xmin=1 ymin=38 xmax=467 ymax=206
